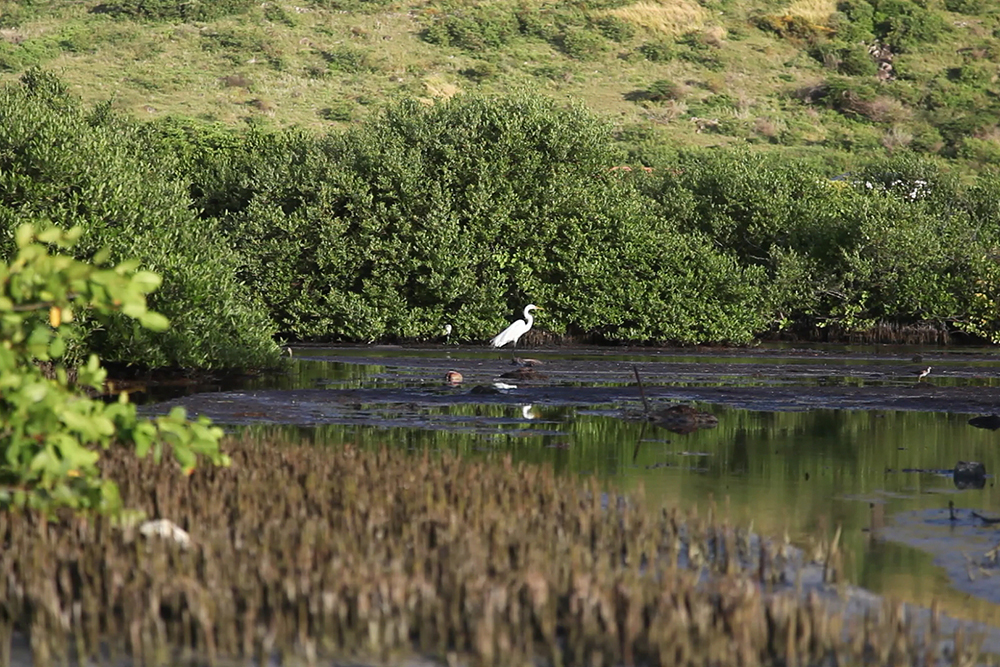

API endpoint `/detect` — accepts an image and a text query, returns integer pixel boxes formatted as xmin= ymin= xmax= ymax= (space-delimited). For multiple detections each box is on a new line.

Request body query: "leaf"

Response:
xmin=114 ymin=258 xmax=141 ymax=275
xmin=36 ymin=227 xmax=63 ymax=244
xmin=138 ymin=311 xmax=170 ymax=332
xmin=48 ymin=336 xmax=66 ymax=359
xmin=131 ymin=271 xmax=163 ymax=293
xmin=15 ymin=224 xmax=34 ymax=248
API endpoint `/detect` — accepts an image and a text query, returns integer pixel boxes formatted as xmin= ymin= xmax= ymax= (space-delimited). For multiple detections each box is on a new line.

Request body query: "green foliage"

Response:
xmin=871 ymin=0 xmax=948 ymax=52
xmin=639 ymin=39 xmax=675 ymax=62
xmin=149 ymin=90 xmax=1000 ymax=345
xmin=832 ymin=0 xmax=876 ymax=42
xmin=811 ymin=40 xmax=878 ymax=76
xmin=944 ymin=0 xmax=986 ymax=15
xmin=0 ymin=224 xmax=228 ymax=510
xmin=0 ymin=70 xmax=281 ymax=371
xmin=177 ymin=94 xmax=767 ymax=345
xmin=96 ymin=0 xmax=255 ymax=22
xmin=646 ymin=149 xmax=1000 ymax=338
xmin=647 ymin=79 xmax=683 ymax=102
xmin=592 ymin=15 xmax=635 ymax=42
xmin=422 ymin=5 xmax=520 ymax=50
xmin=559 ymin=27 xmax=607 ymax=60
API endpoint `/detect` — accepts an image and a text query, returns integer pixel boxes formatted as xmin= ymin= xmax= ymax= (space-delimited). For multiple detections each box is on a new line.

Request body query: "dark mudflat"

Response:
xmin=151 ymin=346 xmax=1000 ymax=426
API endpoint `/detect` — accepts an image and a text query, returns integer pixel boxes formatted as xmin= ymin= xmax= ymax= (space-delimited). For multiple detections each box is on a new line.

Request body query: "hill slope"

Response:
xmin=1 ymin=0 xmax=998 ymax=172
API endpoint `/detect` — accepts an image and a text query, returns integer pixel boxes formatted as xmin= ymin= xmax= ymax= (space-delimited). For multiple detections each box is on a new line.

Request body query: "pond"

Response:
xmin=148 ymin=343 xmax=1000 ymax=634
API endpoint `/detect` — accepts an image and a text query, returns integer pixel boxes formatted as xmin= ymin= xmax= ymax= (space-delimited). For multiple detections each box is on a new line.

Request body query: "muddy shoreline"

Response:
xmin=150 ymin=346 xmax=1000 ymax=425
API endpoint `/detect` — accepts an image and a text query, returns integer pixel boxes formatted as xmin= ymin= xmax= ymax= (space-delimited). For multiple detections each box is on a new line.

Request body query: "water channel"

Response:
xmin=147 ymin=343 xmax=1000 ymax=636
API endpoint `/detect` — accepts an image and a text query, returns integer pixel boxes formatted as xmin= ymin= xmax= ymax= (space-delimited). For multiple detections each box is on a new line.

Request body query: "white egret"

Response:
xmin=490 ymin=304 xmax=541 ymax=356
xmin=442 ymin=323 xmax=452 ymax=344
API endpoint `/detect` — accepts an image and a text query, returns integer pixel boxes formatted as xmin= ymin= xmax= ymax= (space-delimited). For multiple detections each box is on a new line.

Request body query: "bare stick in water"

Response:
xmin=633 ymin=365 xmax=651 ymax=417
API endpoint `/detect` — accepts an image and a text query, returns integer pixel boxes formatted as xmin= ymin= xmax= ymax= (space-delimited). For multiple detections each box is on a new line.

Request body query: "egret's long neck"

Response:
xmin=523 ymin=307 xmax=534 ymax=327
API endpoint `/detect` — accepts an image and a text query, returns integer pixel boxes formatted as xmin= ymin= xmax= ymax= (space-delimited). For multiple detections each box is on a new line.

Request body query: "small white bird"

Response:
xmin=490 ymin=304 xmax=541 ymax=357
xmin=442 ymin=323 xmax=452 ymax=344
xmin=917 ymin=366 xmax=931 ymax=381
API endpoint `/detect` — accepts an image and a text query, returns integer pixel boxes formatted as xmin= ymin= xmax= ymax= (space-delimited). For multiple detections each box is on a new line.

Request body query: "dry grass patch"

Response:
xmin=607 ymin=0 xmax=708 ymax=37
xmin=703 ymin=24 xmax=727 ymax=47
xmin=882 ymin=124 xmax=914 ymax=151
xmin=0 ymin=28 xmax=26 ymax=44
xmin=785 ymin=0 xmax=838 ymax=26
xmin=423 ymin=73 xmax=460 ymax=99
xmin=857 ymin=95 xmax=911 ymax=123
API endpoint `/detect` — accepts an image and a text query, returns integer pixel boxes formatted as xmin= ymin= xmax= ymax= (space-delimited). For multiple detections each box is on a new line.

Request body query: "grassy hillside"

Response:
xmin=1 ymin=0 xmax=998 ymax=173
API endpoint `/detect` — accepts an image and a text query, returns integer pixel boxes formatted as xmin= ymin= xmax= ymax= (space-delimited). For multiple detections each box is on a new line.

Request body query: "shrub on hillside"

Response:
xmin=592 ymin=15 xmax=635 ymax=42
xmin=95 ymin=0 xmax=254 ymax=21
xmin=944 ymin=0 xmax=986 ymax=14
xmin=639 ymin=39 xmax=675 ymax=62
xmin=752 ymin=13 xmax=828 ymax=41
xmin=811 ymin=40 xmax=878 ymax=76
xmin=831 ymin=0 xmax=876 ymax=42
xmin=559 ymin=27 xmax=608 ymax=60
xmin=870 ymin=0 xmax=948 ymax=52
xmin=422 ymin=6 xmax=520 ymax=50
xmin=0 ymin=70 xmax=280 ymax=370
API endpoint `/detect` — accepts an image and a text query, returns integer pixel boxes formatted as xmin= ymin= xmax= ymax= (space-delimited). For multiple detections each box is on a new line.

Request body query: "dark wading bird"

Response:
xmin=490 ymin=304 xmax=541 ymax=358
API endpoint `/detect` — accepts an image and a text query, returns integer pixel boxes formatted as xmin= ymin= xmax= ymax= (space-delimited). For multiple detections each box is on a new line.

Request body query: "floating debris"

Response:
xmin=954 ymin=460 xmax=987 ymax=490
xmin=499 ymin=367 xmax=547 ymax=381
xmin=969 ymin=414 xmax=1000 ymax=431
xmin=651 ymin=404 xmax=720 ymax=434
xmin=445 ymin=370 xmax=463 ymax=385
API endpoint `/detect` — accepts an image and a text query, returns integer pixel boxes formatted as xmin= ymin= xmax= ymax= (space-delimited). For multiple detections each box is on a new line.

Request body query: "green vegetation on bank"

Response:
xmin=3 ymin=69 xmax=1000 ymax=359
xmin=149 ymin=89 xmax=1000 ymax=347
xmin=0 ymin=69 xmax=281 ymax=370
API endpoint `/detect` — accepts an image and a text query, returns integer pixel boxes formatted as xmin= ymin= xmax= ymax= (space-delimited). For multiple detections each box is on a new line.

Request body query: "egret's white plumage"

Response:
xmin=490 ymin=304 xmax=539 ymax=351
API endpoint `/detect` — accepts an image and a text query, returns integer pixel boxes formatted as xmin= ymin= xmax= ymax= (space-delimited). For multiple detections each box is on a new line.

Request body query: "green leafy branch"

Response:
xmin=0 ymin=223 xmax=228 ymax=510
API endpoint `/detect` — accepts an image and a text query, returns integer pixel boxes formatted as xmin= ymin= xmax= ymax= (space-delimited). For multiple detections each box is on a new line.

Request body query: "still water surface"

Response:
xmin=152 ymin=344 xmax=1000 ymax=631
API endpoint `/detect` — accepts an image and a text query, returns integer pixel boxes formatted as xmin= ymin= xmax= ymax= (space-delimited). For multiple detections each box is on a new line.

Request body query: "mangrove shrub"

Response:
xmin=178 ymin=94 xmax=768 ymax=345
xmin=0 ymin=69 xmax=280 ymax=370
